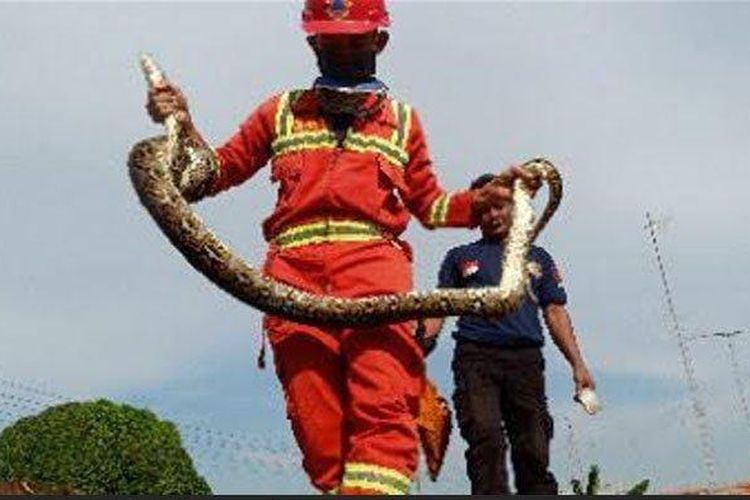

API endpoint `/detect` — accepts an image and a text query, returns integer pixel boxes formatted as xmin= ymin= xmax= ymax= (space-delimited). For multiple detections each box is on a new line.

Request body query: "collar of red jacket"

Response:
xmin=291 ymin=88 xmax=395 ymax=126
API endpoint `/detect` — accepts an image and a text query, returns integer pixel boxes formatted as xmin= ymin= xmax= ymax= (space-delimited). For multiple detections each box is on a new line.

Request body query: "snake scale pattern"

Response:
xmin=127 ymin=54 xmax=563 ymax=327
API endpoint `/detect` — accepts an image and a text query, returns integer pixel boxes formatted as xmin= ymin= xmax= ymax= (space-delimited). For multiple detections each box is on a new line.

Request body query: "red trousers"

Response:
xmin=263 ymin=240 xmax=425 ymax=494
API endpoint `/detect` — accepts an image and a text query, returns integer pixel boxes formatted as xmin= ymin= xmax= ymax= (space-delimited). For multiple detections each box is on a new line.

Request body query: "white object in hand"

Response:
xmin=575 ymin=388 xmax=602 ymax=415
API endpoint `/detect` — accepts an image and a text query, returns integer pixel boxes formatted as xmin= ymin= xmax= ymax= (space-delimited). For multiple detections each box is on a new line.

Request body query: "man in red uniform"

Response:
xmin=147 ymin=0 xmax=540 ymax=494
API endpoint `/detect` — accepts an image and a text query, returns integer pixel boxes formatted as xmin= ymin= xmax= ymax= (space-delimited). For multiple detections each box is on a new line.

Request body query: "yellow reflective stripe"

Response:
xmin=273 ymin=219 xmax=383 ymax=249
xmin=277 ymin=219 xmax=379 ymax=237
xmin=342 ymin=466 xmax=410 ymax=494
xmin=344 ymin=462 xmax=411 ymax=493
xmin=271 ymin=95 xmax=410 ymax=167
xmin=272 ymin=131 xmax=409 ymax=167
xmin=278 ymin=233 xmax=382 ymax=250
xmin=342 ymin=479 xmax=405 ymax=495
xmin=391 ymin=101 xmax=411 ymax=151
xmin=401 ymin=104 xmax=412 ymax=150
xmin=272 ymin=130 xmax=337 ymax=156
xmin=428 ymin=192 xmax=453 ymax=227
xmin=345 ymin=133 xmax=408 ymax=168
xmin=390 ymin=100 xmax=400 ymax=144
xmin=274 ymin=92 xmax=295 ymax=139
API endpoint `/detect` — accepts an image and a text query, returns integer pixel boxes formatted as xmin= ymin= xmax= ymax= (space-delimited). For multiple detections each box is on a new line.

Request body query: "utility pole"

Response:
xmin=644 ymin=212 xmax=717 ymax=488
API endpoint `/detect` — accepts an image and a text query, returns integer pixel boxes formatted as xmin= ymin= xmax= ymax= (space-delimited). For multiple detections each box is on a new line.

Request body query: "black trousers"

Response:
xmin=452 ymin=339 xmax=558 ymax=495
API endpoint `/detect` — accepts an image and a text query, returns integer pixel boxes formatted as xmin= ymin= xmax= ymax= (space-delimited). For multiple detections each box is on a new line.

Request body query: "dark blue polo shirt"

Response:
xmin=438 ymin=238 xmax=567 ymax=347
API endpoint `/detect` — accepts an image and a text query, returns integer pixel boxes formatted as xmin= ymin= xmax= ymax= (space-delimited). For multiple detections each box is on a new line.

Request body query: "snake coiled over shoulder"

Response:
xmin=127 ymin=55 xmax=563 ymax=327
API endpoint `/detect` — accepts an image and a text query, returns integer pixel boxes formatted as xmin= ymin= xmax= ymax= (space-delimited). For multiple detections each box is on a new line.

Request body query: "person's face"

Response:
xmin=479 ymin=199 xmax=513 ymax=240
xmin=307 ymin=31 xmax=389 ymax=80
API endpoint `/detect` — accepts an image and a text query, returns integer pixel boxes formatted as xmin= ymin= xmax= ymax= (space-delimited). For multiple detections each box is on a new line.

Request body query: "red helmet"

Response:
xmin=302 ymin=0 xmax=390 ymax=35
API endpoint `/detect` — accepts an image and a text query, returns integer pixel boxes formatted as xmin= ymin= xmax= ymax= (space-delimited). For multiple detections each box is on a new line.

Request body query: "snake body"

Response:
xmin=127 ymin=55 xmax=563 ymax=327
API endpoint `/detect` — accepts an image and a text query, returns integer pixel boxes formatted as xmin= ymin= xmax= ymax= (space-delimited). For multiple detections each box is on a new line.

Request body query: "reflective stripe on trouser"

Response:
xmin=264 ymin=241 xmax=424 ymax=494
xmin=272 ymin=219 xmax=383 ymax=250
xmin=341 ymin=462 xmax=411 ymax=495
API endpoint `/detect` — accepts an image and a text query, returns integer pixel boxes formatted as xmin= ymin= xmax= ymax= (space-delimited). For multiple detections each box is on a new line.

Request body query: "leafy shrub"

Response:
xmin=0 ymin=399 xmax=211 ymax=495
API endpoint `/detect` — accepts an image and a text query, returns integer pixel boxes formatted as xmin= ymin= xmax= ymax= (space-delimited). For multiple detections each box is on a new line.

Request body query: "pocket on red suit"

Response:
xmin=376 ymin=154 xmax=407 ymax=192
xmin=270 ymin=153 xmax=304 ymax=210
xmin=375 ymin=155 xmax=409 ymax=215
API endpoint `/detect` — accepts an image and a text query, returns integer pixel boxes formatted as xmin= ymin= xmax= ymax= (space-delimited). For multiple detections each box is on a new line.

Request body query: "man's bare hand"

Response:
xmin=146 ymin=81 xmax=192 ymax=126
xmin=573 ymin=363 xmax=596 ymax=395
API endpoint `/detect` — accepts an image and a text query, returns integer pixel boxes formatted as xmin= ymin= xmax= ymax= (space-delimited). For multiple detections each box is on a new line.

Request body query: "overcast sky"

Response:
xmin=1 ymin=1 xmax=750 ymax=494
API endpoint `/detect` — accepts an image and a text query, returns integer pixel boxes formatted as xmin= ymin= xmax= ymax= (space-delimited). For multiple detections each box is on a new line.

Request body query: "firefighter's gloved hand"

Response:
xmin=508 ymin=164 xmax=543 ymax=196
xmin=415 ymin=319 xmax=438 ymax=356
xmin=472 ymin=177 xmax=512 ymax=215
xmin=472 ymin=166 xmax=543 ymax=216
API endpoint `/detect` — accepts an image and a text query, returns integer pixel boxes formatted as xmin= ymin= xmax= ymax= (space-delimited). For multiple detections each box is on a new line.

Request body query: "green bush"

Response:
xmin=571 ymin=464 xmax=649 ymax=496
xmin=0 ymin=399 xmax=211 ymax=495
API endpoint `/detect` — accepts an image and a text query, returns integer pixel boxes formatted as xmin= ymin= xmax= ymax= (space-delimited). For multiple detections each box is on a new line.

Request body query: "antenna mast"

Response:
xmin=644 ymin=212 xmax=717 ymax=487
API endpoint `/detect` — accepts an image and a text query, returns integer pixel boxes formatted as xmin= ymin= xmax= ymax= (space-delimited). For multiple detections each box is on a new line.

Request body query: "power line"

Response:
xmin=0 ymin=377 xmax=68 ymax=403
xmin=644 ymin=211 xmax=717 ymax=488
xmin=0 ymin=377 xmax=300 ymax=472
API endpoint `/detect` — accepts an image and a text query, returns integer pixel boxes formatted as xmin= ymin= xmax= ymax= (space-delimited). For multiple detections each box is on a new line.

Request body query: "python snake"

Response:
xmin=127 ymin=54 xmax=563 ymax=327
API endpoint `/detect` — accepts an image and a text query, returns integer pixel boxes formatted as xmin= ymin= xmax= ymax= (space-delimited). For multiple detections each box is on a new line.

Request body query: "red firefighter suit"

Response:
xmin=210 ymin=89 xmax=478 ymax=494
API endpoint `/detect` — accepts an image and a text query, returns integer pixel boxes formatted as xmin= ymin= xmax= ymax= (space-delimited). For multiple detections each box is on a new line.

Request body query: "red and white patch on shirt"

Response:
xmin=460 ymin=259 xmax=480 ymax=278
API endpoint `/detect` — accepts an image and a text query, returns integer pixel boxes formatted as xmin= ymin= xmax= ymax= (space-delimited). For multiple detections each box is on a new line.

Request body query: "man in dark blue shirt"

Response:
xmin=418 ymin=173 xmax=596 ymax=495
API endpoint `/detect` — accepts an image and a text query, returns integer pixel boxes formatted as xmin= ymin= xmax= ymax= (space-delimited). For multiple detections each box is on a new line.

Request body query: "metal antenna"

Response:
xmin=687 ymin=330 xmax=750 ymax=430
xmin=724 ymin=333 xmax=750 ymax=429
xmin=644 ymin=211 xmax=717 ymax=488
